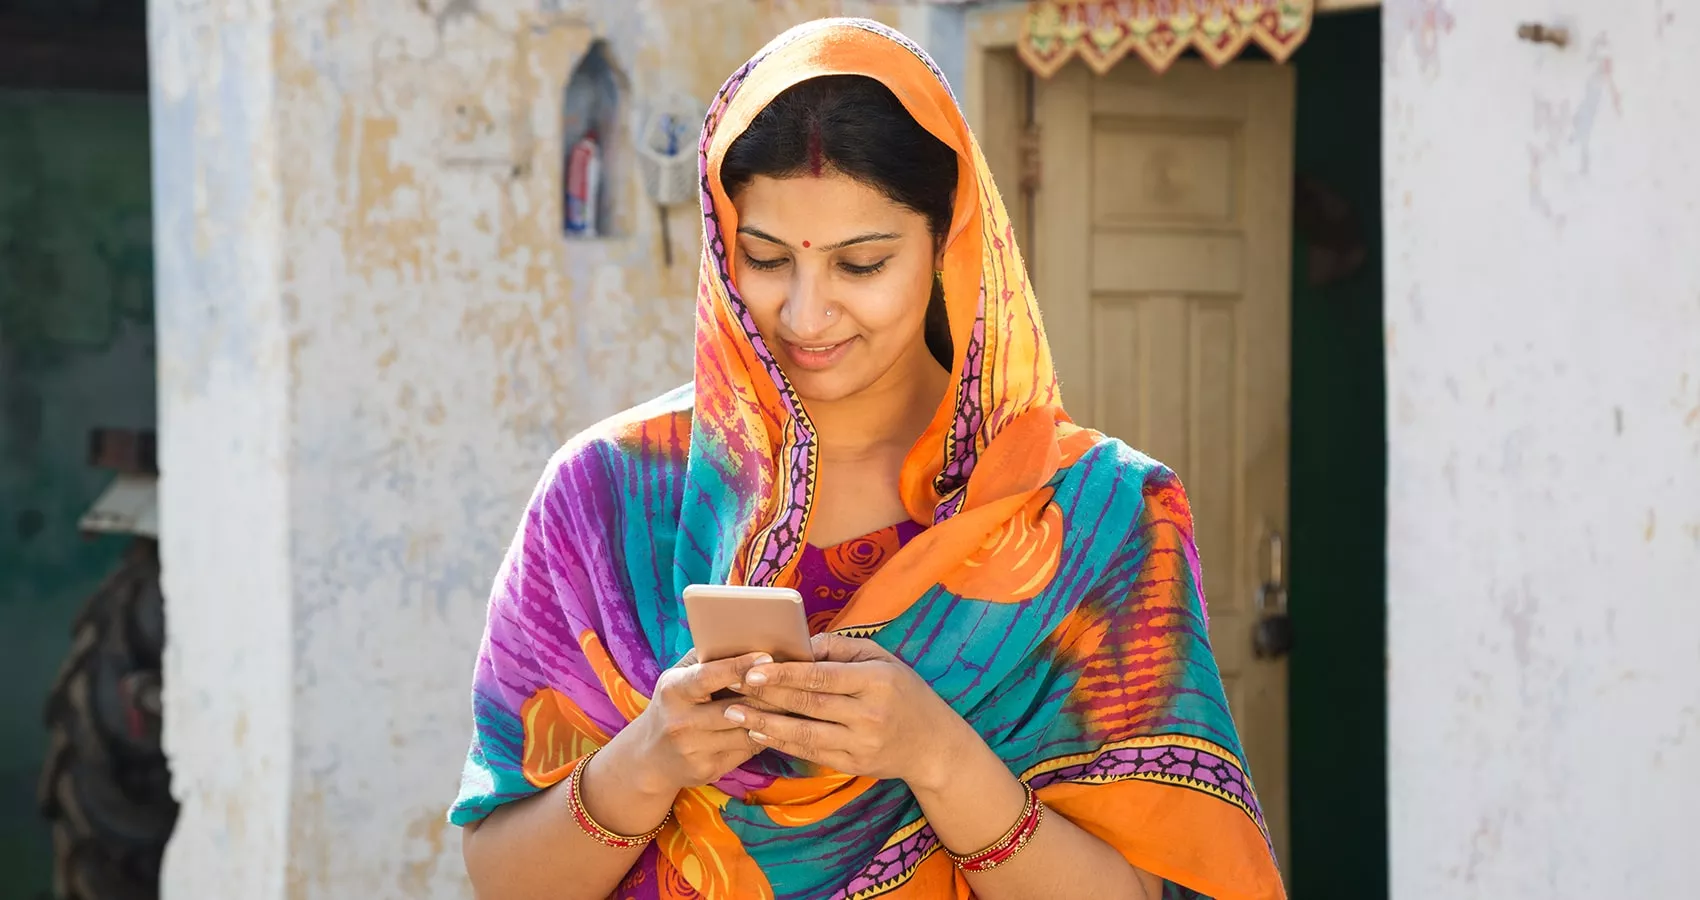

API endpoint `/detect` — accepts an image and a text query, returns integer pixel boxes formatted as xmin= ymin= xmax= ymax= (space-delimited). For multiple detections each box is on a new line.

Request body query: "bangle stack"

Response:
xmin=565 ymin=748 xmax=671 ymax=849
xmin=943 ymin=781 xmax=1045 ymax=872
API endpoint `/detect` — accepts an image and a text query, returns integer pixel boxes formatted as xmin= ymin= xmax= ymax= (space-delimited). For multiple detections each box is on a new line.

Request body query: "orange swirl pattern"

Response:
xmin=748 ymin=772 xmax=870 ymax=827
xmin=518 ymin=687 xmax=609 ymax=787
xmin=807 ymin=604 xmax=845 ymax=635
xmin=938 ymin=487 xmax=1064 ymax=602
xmin=661 ymin=787 xmax=771 ymax=899
xmin=822 ymin=526 xmax=905 ymax=585
xmin=578 ymin=629 xmax=650 ymax=721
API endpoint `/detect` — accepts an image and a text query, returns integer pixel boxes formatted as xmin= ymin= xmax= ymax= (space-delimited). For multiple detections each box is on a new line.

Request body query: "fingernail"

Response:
xmin=751 ymin=654 xmax=773 ymax=666
xmin=745 ymin=669 xmax=768 ymax=686
xmin=724 ymin=706 xmax=747 ymax=724
xmin=749 ymin=731 xmax=769 ymax=743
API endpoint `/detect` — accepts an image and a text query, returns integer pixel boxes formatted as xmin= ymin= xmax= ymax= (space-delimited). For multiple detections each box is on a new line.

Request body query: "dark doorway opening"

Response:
xmin=1287 ymin=9 xmax=1389 ymax=900
xmin=1 ymin=3 xmax=169 ymax=899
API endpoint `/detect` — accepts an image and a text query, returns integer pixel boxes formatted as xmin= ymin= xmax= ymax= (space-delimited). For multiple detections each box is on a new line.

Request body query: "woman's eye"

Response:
xmin=743 ymin=252 xmax=788 ymax=271
xmin=839 ymin=259 xmax=887 ymax=277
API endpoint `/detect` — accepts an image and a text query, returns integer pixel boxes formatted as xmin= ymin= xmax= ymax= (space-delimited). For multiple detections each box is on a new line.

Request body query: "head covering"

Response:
xmin=452 ymin=18 xmax=1284 ymax=900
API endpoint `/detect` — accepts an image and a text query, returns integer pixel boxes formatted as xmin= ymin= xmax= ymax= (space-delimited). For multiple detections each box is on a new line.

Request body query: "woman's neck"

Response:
xmin=808 ymin=345 xmax=949 ymax=464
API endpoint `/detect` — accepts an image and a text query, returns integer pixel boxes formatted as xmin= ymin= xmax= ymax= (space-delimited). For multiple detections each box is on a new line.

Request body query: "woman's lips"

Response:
xmin=782 ymin=336 xmax=857 ymax=371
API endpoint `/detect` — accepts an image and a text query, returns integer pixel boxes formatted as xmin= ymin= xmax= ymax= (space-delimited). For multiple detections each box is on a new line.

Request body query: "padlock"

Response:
xmin=1253 ymin=609 xmax=1293 ymax=659
xmin=1250 ymin=532 xmax=1292 ymax=660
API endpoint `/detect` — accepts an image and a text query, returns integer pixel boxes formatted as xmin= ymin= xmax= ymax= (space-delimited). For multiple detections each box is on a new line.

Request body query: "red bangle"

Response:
xmin=943 ymin=781 xmax=1045 ymax=872
xmin=565 ymin=748 xmax=671 ymax=849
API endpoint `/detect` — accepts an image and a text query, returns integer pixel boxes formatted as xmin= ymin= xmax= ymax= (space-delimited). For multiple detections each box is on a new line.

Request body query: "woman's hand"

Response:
xmin=617 ymin=650 xmax=770 ymax=799
xmin=724 ymin=634 xmax=970 ymax=791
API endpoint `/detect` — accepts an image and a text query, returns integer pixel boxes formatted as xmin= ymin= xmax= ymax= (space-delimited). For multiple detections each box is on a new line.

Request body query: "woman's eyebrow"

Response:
xmin=736 ymin=226 xmax=903 ymax=251
xmin=824 ymin=232 xmax=903 ymax=250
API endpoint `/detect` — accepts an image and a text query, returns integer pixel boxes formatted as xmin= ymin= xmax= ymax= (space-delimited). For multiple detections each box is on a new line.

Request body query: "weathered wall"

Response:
xmin=1384 ymin=2 xmax=1700 ymax=897
xmin=150 ymin=2 xmax=919 ymax=898
xmin=0 ymin=89 xmax=155 ymax=898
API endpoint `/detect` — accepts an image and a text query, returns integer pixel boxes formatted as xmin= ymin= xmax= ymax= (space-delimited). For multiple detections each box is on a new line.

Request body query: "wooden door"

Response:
xmin=1033 ymin=59 xmax=1296 ymax=872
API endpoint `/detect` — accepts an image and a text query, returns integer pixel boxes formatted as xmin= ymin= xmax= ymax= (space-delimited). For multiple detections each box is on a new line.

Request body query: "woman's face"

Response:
xmin=731 ymin=171 xmax=941 ymax=404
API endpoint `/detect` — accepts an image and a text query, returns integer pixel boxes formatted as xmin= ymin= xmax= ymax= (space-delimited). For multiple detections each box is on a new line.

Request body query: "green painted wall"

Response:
xmin=0 ymin=90 xmax=156 ymax=896
xmin=1287 ymin=11 xmax=1388 ymax=900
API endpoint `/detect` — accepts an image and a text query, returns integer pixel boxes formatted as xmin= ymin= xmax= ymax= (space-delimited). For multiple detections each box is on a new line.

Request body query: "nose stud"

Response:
xmin=825 ymin=308 xmax=834 ymax=318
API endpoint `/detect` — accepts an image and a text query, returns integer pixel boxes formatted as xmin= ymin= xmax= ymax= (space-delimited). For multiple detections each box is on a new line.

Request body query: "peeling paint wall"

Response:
xmin=1384 ymin=2 xmax=1700 ymax=896
xmin=150 ymin=2 xmax=914 ymax=898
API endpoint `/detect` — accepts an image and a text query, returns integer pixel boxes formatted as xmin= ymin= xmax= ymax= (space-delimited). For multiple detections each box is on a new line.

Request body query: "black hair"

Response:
xmin=721 ymin=75 xmax=957 ymax=368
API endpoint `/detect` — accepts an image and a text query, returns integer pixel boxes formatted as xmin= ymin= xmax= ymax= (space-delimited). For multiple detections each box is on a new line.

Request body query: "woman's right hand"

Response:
xmin=464 ymin=651 xmax=772 ymax=900
xmin=616 ymin=650 xmax=772 ymax=799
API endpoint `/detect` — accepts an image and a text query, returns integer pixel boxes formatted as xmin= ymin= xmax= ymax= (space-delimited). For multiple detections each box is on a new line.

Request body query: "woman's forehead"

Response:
xmin=734 ymin=172 xmax=924 ymax=237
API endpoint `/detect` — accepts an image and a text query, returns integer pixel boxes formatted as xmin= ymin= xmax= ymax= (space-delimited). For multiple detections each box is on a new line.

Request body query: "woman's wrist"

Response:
xmin=581 ymin=729 xmax=679 ymax=834
xmin=902 ymin=713 xmax=1035 ymax=867
xmin=902 ymin=706 xmax=995 ymax=800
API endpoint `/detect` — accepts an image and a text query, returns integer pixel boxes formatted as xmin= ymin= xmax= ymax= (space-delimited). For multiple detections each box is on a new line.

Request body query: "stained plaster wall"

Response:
xmin=149 ymin=1 xmax=923 ymax=897
xmin=1384 ymin=1 xmax=1700 ymax=896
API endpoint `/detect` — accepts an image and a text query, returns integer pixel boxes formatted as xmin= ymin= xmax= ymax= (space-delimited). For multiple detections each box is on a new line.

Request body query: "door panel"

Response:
xmin=1035 ymin=58 xmax=1295 ymax=874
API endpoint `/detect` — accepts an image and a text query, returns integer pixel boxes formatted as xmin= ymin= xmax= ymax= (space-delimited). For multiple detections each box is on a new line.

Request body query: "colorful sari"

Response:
xmin=451 ymin=17 xmax=1284 ymax=900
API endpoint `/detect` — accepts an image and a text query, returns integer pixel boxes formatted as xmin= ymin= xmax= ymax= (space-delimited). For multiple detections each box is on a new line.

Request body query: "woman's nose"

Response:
xmin=781 ymin=270 xmax=835 ymax=340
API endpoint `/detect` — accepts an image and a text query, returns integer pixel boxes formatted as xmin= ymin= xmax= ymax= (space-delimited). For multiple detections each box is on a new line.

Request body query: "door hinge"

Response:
xmin=1019 ymin=123 xmax=1041 ymax=193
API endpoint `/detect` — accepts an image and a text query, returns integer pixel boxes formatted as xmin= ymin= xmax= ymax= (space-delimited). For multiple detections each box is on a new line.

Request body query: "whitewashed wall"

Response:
xmin=1384 ymin=1 xmax=1700 ymax=896
xmin=149 ymin=2 xmax=923 ymax=897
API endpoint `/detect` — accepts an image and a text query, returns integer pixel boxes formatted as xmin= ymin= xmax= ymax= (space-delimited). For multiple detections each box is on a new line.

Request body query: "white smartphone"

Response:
xmin=681 ymin=584 xmax=814 ymax=664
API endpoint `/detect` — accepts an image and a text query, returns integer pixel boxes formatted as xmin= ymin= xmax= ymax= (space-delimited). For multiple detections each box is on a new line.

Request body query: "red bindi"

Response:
xmin=801 ymin=240 xmax=811 ymax=249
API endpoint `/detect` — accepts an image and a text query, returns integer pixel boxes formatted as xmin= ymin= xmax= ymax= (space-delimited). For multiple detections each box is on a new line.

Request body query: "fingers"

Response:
xmin=730 ymin=682 xmax=857 ymax=725
xmin=726 ymin=706 xmax=851 ymax=767
xmin=744 ymin=660 xmax=862 ymax=695
xmin=678 ymin=707 xmax=766 ymax=766
xmin=809 ymin=633 xmax=890 ymax=663
xmin=724 ymin=690 xmax=789 ymax=716
xmin=684 ymin=698 xmax=764 ymax=732
xmin=667 ymin=719 xmax=762 ymax=786
xmin=668 ymin=652 xmax=772 ymax=703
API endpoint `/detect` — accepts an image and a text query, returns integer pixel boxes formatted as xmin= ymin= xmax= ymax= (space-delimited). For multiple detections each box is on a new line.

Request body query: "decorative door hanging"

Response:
xmin=1018 ymin=0 xmax=1314 ymax=78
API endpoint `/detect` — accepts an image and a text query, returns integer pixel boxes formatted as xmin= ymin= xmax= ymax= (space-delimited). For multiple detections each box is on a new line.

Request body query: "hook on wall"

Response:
xmin=1516 ymin=22 xmax=1569 ymax=48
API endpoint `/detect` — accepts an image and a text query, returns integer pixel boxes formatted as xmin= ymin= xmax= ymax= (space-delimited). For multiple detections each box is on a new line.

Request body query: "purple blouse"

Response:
xmin=795 ymin=519 xmax=927 ymax=633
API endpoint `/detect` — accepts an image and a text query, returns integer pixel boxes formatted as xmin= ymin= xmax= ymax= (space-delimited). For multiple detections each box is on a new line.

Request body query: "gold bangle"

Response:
xmin=943 ymin=781 xmax=1045 ymax=871
xmin=565 ymin=748 xmax=671 ymax=849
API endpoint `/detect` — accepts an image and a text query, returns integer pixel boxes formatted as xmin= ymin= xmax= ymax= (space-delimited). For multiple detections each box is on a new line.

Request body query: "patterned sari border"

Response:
xmin=829 ymin=621 xmax=891 ymax=640
xmin=1024 ymin=733 xmax=1248 ymax=780
xmin=835 ymin=816 xmax=941 ymax=900
xmin=1025 ymin=734 xmax=1263 ymax=827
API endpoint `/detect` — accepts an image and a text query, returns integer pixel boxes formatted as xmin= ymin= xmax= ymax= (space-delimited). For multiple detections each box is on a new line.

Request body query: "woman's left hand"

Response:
xmin=725 ymin=633 xmax=968 ymax=790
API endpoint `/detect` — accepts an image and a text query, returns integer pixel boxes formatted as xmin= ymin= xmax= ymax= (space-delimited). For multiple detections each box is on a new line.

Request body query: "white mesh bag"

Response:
xmin=635 ymin=92 xmax=706 ymax=207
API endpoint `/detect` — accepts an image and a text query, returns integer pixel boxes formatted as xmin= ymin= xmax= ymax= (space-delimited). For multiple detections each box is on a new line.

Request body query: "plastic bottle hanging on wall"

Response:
xmin=562 ymin=41 xmax=624 ymax=239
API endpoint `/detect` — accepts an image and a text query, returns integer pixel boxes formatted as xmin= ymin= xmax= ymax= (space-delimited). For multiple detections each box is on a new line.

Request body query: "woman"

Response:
xmin=453 ymin=18 xmax=1283 ymax=900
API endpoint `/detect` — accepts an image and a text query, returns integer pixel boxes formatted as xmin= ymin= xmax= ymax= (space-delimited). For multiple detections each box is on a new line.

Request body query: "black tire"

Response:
xmin=39 ymin=538 xmax=177 ymax=900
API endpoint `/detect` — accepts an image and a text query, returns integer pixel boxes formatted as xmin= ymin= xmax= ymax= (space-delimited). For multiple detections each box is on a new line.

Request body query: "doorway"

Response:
xmin=1030 ymin=54 xmax=1298 ymax=869
xmin=969 ymin=6 xmax=1387 ymax=897
xmin=1286 ymin=11 xmax=1387 ymax=900
xmin=0 ymin=1 xmax=166 ymax=898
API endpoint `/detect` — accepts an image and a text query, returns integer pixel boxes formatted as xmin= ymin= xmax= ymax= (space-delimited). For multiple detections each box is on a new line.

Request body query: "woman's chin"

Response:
xmin=788 ymin=370 xmax=872 ymax=405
